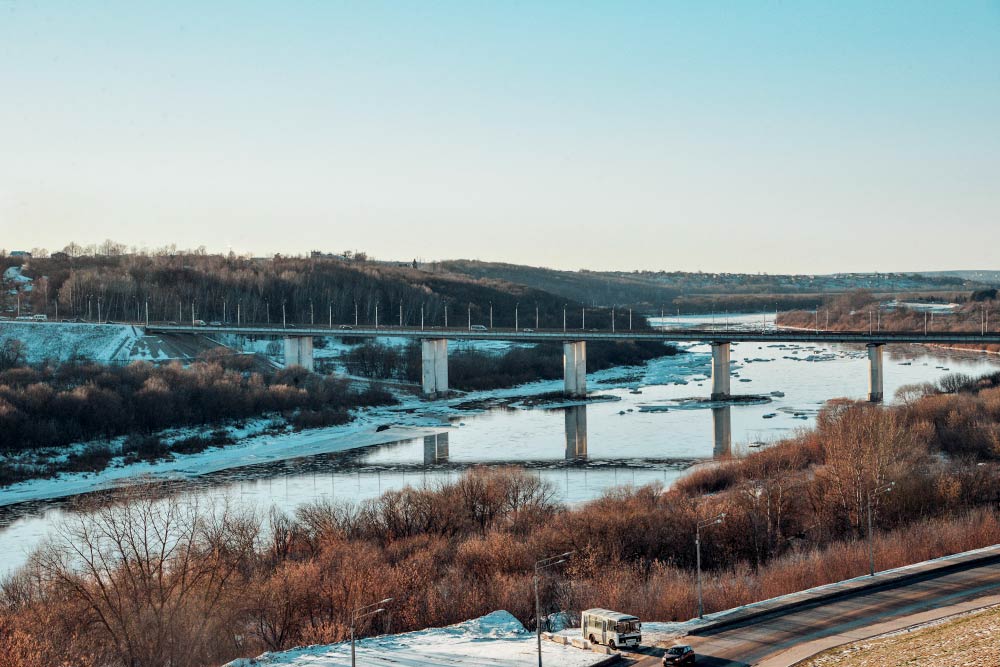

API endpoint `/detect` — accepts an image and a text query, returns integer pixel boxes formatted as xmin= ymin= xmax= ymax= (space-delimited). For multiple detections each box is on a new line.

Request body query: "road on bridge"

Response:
xmin=624 ymin=555 xmax=1000 ymax=666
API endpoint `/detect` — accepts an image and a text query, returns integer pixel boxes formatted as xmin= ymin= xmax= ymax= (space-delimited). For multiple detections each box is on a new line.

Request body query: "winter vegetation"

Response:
xmin=0 ymin=353 xmax=395 ymax=485
xmin=2 ymin=372 xmax=1000 ymax=666
xmin=778 ymin=290 xmax=1000 ymax=353
xmin=343 ymin=339 xmax=680 ymax=390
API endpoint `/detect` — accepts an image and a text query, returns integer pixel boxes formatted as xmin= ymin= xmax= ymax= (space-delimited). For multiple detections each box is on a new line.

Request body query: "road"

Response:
xmin=626 ymin=556 xmax=1000 ymax=666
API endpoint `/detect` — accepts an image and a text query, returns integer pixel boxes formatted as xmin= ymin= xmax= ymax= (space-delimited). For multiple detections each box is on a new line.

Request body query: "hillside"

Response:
xmin=439 ymin=260 xmax=986 ymax=312
xmin=3 ymin=253 xmax=612 ymax=330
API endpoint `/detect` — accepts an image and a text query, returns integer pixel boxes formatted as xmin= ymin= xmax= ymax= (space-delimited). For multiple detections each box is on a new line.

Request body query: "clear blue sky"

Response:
xmin=1 ymin=1 xmax=998 ymax=272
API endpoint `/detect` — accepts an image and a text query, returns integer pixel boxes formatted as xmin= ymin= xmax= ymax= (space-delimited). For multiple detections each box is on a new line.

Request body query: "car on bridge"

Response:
xmin=470 ymin=324 xmax=488 ymax=331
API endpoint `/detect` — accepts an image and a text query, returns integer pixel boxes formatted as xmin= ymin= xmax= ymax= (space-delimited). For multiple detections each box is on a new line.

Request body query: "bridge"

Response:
xmin=145 ymin=323 xmax=1000 ymax=403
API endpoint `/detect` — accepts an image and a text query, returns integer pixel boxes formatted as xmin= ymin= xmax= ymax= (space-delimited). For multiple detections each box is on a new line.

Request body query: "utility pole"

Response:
xmin=350 ymin=598 xmax=392 ymax=667
xmin=534 ymin=552 xmax=574 ymax=667
xmin=867 ymin=482 xmax=894 ymax=576
xmin=696 ymin=513 xmax=726 ymax=619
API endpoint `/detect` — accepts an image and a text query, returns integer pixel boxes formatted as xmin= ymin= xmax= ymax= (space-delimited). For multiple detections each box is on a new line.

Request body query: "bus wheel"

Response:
xmin=589 ymin=635 xmax=596 ymax=645
xmin=609 ymin=639 xmax=616 ymax=650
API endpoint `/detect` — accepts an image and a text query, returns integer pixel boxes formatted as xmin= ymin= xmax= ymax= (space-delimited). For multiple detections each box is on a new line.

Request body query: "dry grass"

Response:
xmin=803 ymin=604 xmax=1000 ymax=667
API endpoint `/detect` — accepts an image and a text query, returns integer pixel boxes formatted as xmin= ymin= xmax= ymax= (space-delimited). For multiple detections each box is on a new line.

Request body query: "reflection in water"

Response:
xmin=422 ymin=432 xmax=450 ymax=464
xmin=564 ymin=404 xmax=588 ymax=460
xmin=712 ymin=406 xmax=732 ymax=457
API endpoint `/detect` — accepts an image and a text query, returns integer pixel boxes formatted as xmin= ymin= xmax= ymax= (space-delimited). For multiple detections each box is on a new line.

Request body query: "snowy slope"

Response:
xmin=225 ymin=611 xmax=610 ymax=667
xmin=0 ymin=322 xmax=140 ymax=363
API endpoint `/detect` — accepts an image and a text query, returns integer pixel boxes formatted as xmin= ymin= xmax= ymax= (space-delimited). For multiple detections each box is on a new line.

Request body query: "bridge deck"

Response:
xmin=143 ymin=324 xmax=1000 ymax=346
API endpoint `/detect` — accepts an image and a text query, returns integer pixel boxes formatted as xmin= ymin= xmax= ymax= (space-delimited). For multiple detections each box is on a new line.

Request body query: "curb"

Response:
xmin=688 ymin=544 xmax=1000 ymax=636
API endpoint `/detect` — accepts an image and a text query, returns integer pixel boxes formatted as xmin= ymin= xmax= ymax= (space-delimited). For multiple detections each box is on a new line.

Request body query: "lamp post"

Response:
xmin=489 ymin=301 xmax=493 ymax=329
xmin=611 ymin=306 xmax=616 ymax=333
xmin=282 ymin=300 xmax=287 ymax=329
xmin=563 ymin=306 xmax=567 ymax=333
xmin=535 ymin=304 xmax=539 ymax=330
xmin=534 ymin=551 xmax=575 ymax=667
xmin=515 ymin=302 xmax=519 ymax=331
xmin=696 ymin=512 xmax=726 ymax=619
xmin=351 ymin=598 xmax=392 ymax=667
xmin=468 ymin=304 xmax=472 ymax=330
xmin=867 ymin=481 xmax=895 ymax=576
xmin=310 ymin=299 xmax=315 ymax=326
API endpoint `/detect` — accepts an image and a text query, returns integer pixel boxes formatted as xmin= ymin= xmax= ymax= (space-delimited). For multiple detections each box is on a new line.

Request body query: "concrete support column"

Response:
xmin=712 ymin=406 xmax=732 ymax=457
xmin=710 ymin=342 xmax=731 ymax=401
xmin=563 ymin=341 xmax=587 ymax=397
xmin=421 ymin=339 xmax=449 ymax=397
xmin=423 ymin=432 xmax=450 ymax=464
xmin=283 ymin=336 xmax=314 ymax=372
xmin=867 ymin=343 xmax=884 ymax=403
xmin=564 ymin=405 xmax=588 ymax=460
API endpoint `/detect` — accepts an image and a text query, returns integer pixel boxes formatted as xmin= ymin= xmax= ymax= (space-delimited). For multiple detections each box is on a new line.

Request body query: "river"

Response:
xmin=1 ymin=313 xmax=997 ymax=576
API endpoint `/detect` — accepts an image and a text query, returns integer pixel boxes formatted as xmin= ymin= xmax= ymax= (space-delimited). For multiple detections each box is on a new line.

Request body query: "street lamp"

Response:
xmin=867 ymin=481 xmax=895 ymax=576
xmin=351 ymin=598 xmax=392 ymax=667
xmin=696 ymin=512 xmax=726 ymax=619
xmin=515 ymin=302 xmax=519 ymax=331
xmin=534 ymin=551 xmax=575 ymax=667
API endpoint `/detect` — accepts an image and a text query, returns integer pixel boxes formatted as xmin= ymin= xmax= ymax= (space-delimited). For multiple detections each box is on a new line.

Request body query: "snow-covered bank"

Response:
xmin=0 ymin=321 xmax=140 ymax=363
xmin=225 ymin=611 xmax=610 ymax=667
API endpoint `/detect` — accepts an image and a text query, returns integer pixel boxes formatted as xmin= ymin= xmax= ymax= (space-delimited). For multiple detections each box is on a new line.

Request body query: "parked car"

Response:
xmin=470 ymin=324 xmax=488 ymax=331
xmin=662 ymin=645 xmax=696 ymax=665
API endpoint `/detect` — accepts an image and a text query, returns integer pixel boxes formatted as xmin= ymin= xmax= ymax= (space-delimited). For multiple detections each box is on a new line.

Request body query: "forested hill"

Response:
xmin=440 ymin=260 xmax=989 ymax=311
xmin=8 ymin=253 xmax=606 ymax=329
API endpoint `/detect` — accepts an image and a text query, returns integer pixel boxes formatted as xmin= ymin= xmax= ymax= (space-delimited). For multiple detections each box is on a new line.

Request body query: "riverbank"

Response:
xmin=0 ymin=354 xmax=691 ymax=509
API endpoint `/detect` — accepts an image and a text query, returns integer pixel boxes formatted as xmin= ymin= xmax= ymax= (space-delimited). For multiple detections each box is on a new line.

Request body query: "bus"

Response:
xmin=581 ymin=608 xmax=641 ymax=649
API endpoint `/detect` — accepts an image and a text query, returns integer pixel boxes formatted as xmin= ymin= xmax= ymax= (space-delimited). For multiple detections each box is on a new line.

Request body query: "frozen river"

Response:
xmin=1 ymin=313 xmax=997 ymax=576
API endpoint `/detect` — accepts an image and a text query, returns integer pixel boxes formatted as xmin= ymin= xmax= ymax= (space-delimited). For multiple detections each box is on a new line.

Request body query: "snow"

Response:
xmin=225 ymin=611 xmax=610 ymax=667
xmin=0 ymin=321 xmax=140 ymax=363
xmin=2 ymin=266 xmax=33 ymax=283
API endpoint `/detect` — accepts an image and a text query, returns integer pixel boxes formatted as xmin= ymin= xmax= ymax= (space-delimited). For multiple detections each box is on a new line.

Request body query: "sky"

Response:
xmin=1 ymin=1 xmax=998 ymax=273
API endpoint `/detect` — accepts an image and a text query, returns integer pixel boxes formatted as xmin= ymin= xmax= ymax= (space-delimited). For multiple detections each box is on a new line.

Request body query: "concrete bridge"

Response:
xmin=145 ymin=323 xmax=1000 ymax=404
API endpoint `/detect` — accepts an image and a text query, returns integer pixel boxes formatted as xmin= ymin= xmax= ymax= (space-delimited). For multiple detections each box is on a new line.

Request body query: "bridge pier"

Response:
xmin=563 ymin=341 xmax=587 ymax=397
xmin=564 ymin=404 xmax=588 ymax=460
xmin=710 ymin=342 xmax=731 ymax=400
xmin=421 ymin=339 xmax=449 ymax=397
xmin=867 ymin=343 xmax=884 ymax=403
xmin=283 ymin=336 xmax=314 ymax=371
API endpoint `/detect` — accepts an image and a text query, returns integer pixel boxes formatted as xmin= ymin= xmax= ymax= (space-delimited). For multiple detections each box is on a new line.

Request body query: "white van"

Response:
xmin=581 ymin=608 xmax=641 ymax=649
xmin=32 ymin=314 xmax=47 ymax=321
xmin=470 ymin=324 xmax=488 ymax=331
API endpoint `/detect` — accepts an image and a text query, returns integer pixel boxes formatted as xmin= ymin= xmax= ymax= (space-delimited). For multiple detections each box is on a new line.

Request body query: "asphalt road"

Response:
xmin=626 ymin=556 xmax=1000 ymax=667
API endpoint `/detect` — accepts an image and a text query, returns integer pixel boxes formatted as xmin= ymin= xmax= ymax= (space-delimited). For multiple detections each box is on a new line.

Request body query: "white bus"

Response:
xmin=581 ymin=608 xmax=641 ymax=649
